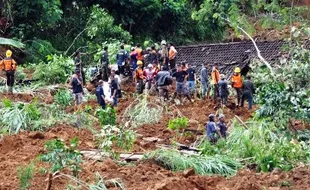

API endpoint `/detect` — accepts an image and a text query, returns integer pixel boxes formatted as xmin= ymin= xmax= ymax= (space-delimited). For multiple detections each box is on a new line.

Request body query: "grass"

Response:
xmin=123 ymin=94 xmax=163 ymax=126
xmin=17 ymin=162 xmax=35 ymax=190
xmin=148 ymin=149 xmax=241 ymax=177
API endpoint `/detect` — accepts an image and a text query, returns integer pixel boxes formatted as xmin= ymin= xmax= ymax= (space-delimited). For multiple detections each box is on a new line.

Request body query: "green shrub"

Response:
xmin=168 ymin=117 xmax=189 ymax=130
xmin=33 ymin=54 xmax=74 ymax=84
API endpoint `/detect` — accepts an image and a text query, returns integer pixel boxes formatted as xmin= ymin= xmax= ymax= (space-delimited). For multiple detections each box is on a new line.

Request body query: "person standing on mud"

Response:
xmin=186 ymin=63 xmax=196 ymax=98
xmin=159 ymin=40 xmax=169 ymax=68
xmin=70 ymin=69 xmax=84 ymax=127
xmin=218 ymin=74 xmax=229 ymax=107
xmin=231 ymin=67 xmax=243 ymax=107
xmin=95 ymin=80 xmax=106 ymax=109
xmin=134 ymin=61 xmax=145 ymax=94
xmin=241 ymin=75 xmax=255 ymax=110
xmin=200 ymin=63 xmax=210 ymax=99
xmin=168 ymin=43 xmax=177 ymax=72
xmin=70 ymin=69 xmax=84 ymax=106
xmin=109 ymin=73 xmax=120 ymax=107
xmin=0 ymin=50 xmax=17 ymax=94
xmin=100 ymin=46 xmax=109 ymax=81
xmin=116 ymin=45 xmax=129 ymax=76
xmin=156 ymin=66 xmax=172 ymax=101
xmin=74 ymin=51 xmax=85 ymax=85
xmin=172 ymin=64 xmax=193 ymax=103
xmin=211 ymin=63 xmax=221 ymax=102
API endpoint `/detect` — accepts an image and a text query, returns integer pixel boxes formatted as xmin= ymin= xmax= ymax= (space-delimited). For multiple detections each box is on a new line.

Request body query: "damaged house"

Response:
xmin=176 ymin=40 xmax=286 ymax=79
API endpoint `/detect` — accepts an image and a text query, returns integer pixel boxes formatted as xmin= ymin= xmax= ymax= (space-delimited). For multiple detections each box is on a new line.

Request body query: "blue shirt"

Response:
xmin=95 ymin=86 xmax=105 ymax=106
xmin=206 ymin=121 xmax=216 ymax=138
xmin=116 ymin=50 xmax=128 ymax=66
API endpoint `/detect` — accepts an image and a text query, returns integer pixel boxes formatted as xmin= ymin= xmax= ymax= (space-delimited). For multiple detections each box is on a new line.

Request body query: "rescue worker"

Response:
xmin=143 ymin=64 xmax=155 ymax=91
xmin=156 ymin=66 xmax=172 ymax=101
xmin=168 ymin=43 xmax=177 ymax=72
xmin=159 ymin=40 xmax=169 ymax=68
xmin=116 ymin=45 xmax=128 ymax=76
xmin=100 ymin=46 xmax=109 ymax=81
xmin=241 ymin=75 xmax=255 ymax=110
xmin=136 ymin=43 xmax=144 ymax=63
xmin=231 ymin=67 xmax=243 ymax=106
xmin=74 ymin=51 xmax=85 ymax=85
xmin=95 ymin=80 xmax=106 ymax=109
xmin=0 ymin=50 xmax=17 ymax=94
xmin=200 ymin=63 xmax=210 ymax=99
xmin=172 ymin=64 xmax=193 ymax=103
xmin=217 ymin=114 xmax=228 ymax=139
xmin=206 ymin=114 xmax=221 ymax=143
xmin=211 ymin=63 xmax=221 ymax=102
xmin=186 ymin=63 xmax=196 ymax=97
xmin=134 ymin=60 xmax=145 ymax=94
xmin=218 ymin=74 xmax=229 ymax=107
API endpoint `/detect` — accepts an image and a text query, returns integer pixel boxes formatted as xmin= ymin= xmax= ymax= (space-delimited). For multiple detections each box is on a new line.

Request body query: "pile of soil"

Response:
xmin=1 ymin=126 xmax=310 ymax=190
xmin=2 ymin=78 xmax=308 ymax=190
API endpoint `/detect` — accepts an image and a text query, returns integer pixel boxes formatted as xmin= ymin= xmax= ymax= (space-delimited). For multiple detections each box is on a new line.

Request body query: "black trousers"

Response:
xmin=169 ymin=59 xmax=176 ymax=72
xmin=102 ymin=65 xmax=110 ymax=82
xmin=6 ymin=71 xmax=15 ymax=87
xmin=118 ymin=65 xmax=125 ymax=75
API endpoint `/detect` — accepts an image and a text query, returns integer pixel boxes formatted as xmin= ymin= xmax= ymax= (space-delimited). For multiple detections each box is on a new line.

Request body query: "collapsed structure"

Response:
xmin=176 ymin=40 xmax=285 ymax=79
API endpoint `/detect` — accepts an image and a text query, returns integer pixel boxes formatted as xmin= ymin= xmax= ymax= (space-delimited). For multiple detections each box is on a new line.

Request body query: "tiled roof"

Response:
xmin=176 ymin=40 xmax=285 ymax=79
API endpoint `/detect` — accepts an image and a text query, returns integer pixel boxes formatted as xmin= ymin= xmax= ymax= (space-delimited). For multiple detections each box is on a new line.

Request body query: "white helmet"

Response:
xmin=161 ymin=40 xmax=167 ymax=46
xmin=148 ymin=64 xmax=153 ymax=68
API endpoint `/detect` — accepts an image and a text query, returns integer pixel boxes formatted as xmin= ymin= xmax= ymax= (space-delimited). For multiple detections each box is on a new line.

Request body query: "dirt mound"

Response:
xmin=0 ymin=125 xmax=95 ymax=190
xmin=0 ymin=91 xmax=53 ymax=104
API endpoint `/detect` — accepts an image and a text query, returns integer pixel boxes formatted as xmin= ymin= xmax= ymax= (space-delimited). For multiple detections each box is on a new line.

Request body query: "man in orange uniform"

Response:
xmin=231 ymin=67 xmax=243 ymax=107
xmin=134 ymin=60 xmax=145 ymax=94
xmin=168 ymin=43 xmax=177 ymax=72
xmin=0 ymin=50 xmax=17 ymax=94
xmin=136 ymin=43 xmax=144 ymax=64
xmin=211 ymin=63 xmax=221 ymax=102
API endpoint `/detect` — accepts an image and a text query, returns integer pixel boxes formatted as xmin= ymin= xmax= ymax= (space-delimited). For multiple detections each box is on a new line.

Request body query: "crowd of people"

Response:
xmin=1 ymin=42 xmax=255 ymax=139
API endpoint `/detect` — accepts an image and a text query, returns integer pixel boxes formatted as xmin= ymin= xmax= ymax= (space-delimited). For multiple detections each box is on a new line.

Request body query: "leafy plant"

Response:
xmin=17 ymin=162 xmax=35 ymax=190
xmin=95 ymin=125 xmax=136 ymax=153
xmin=168 ymin=117 xmax=189 ymax=130
xmin=54 ymin=89 xmax=73 ymax=106
xmin=39 ymin=138 xmax=82 ymax=177
xmin=148 ymin=149 xmax=241 ymax=177
xmin=95 ymin=105 xmax=116 ymax=126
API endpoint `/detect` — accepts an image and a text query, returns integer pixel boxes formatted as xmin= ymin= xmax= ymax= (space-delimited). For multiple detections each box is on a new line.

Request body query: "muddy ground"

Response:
xmin=0 ymin=82 xmax=309 ymax=190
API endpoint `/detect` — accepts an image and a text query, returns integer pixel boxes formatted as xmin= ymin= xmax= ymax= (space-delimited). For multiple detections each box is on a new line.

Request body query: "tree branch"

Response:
xmin=222 ymin=17 xmax=274 ymax=75
xmin=65 ymin=28 xmax=88 ymax=55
